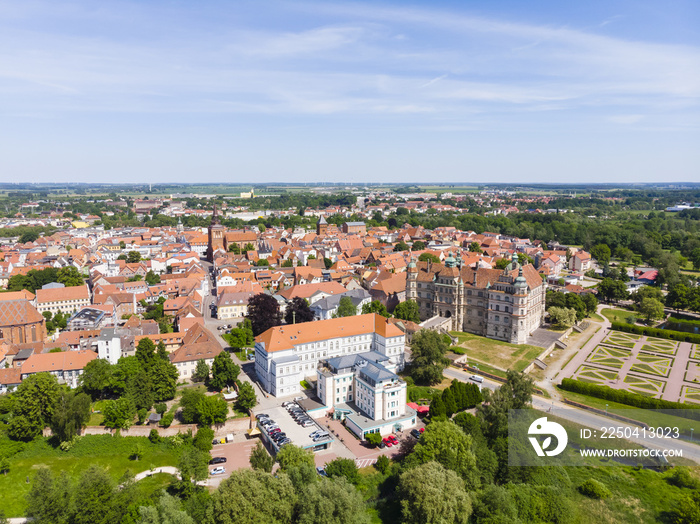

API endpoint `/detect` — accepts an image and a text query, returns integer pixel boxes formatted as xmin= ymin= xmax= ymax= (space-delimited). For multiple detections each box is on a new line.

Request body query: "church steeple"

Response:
xmin=212 ymin=203 xmax=221 ymax=225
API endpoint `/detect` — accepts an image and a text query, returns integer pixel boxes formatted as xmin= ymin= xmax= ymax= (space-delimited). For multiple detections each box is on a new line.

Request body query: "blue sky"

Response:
xmin=1 ymin=0 xmax=699 ymax=184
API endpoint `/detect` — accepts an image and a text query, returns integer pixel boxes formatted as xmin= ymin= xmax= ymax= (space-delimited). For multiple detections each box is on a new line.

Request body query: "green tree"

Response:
xmin=127 ymin=370 xmax=154 ymax=411
xmin=478 ymin=370 xmax=533 ymax=442
xmin=50 ymin=390 xmax=91 ymax=442
xmin=78 ymin=359 xmax=113 ymax=400
xmin=246 ymin=293 xmax=282 ymax=336
xmin=418 ymin=252 xmax=440 ymax=264
xmin=249 ymin=441 xmax=274 ymax=473
xmin=135 ymin=338 xmax=158 ymax=371
xmin=394 ymin=241 xmax=409 ymax=252
xmin=405 ymin=421 xmax=479 ymax=488
xmin=179 ymin=388 xmax=206 ymax=424
xmin=193 ymin=426 xmax=215 ymax=453
xmin=335 ymin=296 xmax=357 ymax=317
xmin=209 ymin=352 xmax=240 ymax=391
xmin=276 ymin=444 xmax=314 ymax=472
xmin=178 ymin=448 xmax=209 ymax=485
xmin=9 ymin=372 xmax=61 ymax=440
xmin=393 ymin=300 xmax=420 ymax=323
xmin=206 ymin=470 xmax=296 ymax=524
xmin=103 ymin=396 xmax=136 ymax=429
xmin=150 ymin=359 xmax=178 ymax=402
xmin=57 ymin=266 xmax=84 ymax=287
xmin=111 ymin=356 xmax=143 ymax=397
xmin=590 ymin=244 xmax=611 ymax=266
xmin=196 ymin=395 xmax=229 ymax=427
xmin=690 ymin=247 xmax=700 ymax=271
xmin=324 ymin=458 xmax=359 ymax=484
xmin=73 ymin=466 xmax=116 ymax=524
xmin=127 ymin=251 xmax=142 ymax=263
xmin=397 ymin=462 xmax=472 ymax=524
xmin=0 ymin=455 xmax=9 ymax=476
xmin=638 ymin=297 xmax=665 ymax=322
xmin=361 ymin=300 xmax=389 ymax=318
xmin=192 ymin=360 xmax=210 ymax=383
xmin=375 ymin=454 xmax=390 ymax=474
xmin=145 ymin=270 xmax=160 ymax=286
xmin=236 ymin=382 xmax=257 ymax=411
xmin=26 ymin=469 xmax=72 ymax=524
xmin=138 ymin=491 xmax=195 ymax=524
xmin=597 ymin=278 xmax=629 ymax=303
xmin=548 ymin=306 xmax=577 ymax=327
xmin=408 ymin=330 xmax=450 ymax=385
xmin=297 ymin=477 xmax=369 ymax=524
xmin=284 ymin=296 xmax=315 ymax=324
xmin=469 ymin=241 xmax=483 ymax=253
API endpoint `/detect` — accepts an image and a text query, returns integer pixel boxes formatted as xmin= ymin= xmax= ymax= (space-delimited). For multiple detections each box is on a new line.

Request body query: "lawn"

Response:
xmin=601 ymin=308 xmax=638 ymax=325
xmin=585 ymin=345 xmax=631 ymax=369
xmin=630 ymin=353 xmax=673 ymax=378
xmin=0 ymin=434 xmax=182 ymax=518
xmin=558 ymin=389 xmax=700 ymax=440
xmin=449 ymin=331 xmax=542 ymax=372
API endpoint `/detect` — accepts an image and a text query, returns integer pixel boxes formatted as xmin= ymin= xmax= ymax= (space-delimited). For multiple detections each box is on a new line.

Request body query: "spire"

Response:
xmin=211 ymin=203 xmax=221 ymax=225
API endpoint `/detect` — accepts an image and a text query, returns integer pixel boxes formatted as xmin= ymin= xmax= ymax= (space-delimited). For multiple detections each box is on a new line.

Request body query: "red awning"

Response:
xmin=407 ymin=402 xmax=430 ymax=414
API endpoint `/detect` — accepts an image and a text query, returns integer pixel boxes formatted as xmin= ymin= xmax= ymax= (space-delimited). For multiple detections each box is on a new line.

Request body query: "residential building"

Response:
xmin=66 ymin=307 xmax=106 ymax=331
xmin=310 ymin=288 xmax=372 ymax=320
xmin=36 ymin=284 xmax=91 ymax=316
xmin=20 ymin=350 xmax=96 ymax=388
xmin=568 ymin=251 xmax=592 ymax=272
xmin=406 ymin=254 xmax=546 ymax=344
xmin=169 ymin=324 xmax=222 ymax=381
xmin=342 ymin=222 xmax=367 ymax=235
xmin=317 ymin=351 xmax=416 ymax=438
xmin=254 ymin=313 xmax=405 ymax=397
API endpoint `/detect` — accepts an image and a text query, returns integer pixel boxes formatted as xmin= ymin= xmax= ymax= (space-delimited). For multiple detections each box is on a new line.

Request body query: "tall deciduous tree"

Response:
xmin=297 ymin=477 xmax=369 ymax=524
xmin=150 ymin=359 xmax=179 ymax=402
xmin=79 ymin=359 xmax=113 ymax=400
xmin=393 ymin=300 xmax=420 ymax=323
xmin=26 ymin=469 xmax=72 ymax=524
xmin=361 ymin=300 xmax=389 ymax=318
xmin=195 ymin=395 xmax=229 ymax=427
xmin=209 ymin=352 xmax=240 ymax=391
xmin=50 ymin=390 xmax=91 ymax=442
xmin=249 ymin=442 xmax=274 ymax=473
xmin=276 ymin=444 xmax=315 ymax=472
xmin=335 ymin=296 xmax=357 ymax=317
xmin=408 ymin=330 xmax=450 ymax=385
xmin=73 ymin=465 xmax=116 ymax=524
xmin=103 ymin=396 xmax=136 ymax=429
xmin=192 ymin=360 xmax=210 ymax=383
xmin=236 ymin=382 xmax=257 ymax=411
xmin=247 ymin=293 xmax=282 ymax=336
xmin=284 ymin=297 xmax=315 ymax=325
xmin=397 ymin=462 xmax=472 ymax=524
xmin=590 ymin=244 xmax=611 ymax=266
xmin=9 ymin=372 xmax=61 ymax=440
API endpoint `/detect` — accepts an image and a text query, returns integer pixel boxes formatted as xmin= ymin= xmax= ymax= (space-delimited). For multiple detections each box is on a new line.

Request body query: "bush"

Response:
xmin=137 ymin=408 xmax=148 ymax=425
xmin=407 ymin=385 xmax=438 ymax=403
xmin=666 ymin=467 xmax=700 ymax=489
xmin=160 ymin=412 xmax=174 ymax=428
xmin=365 ymin=433 xmax=382 ymax=447
xmin=155 ymin=403 xmax=167 ymax=415
xmin=193 ymin=427 xmax=214 ymax=453
xmin=559 ymin=378 xmax=700 ymax=421
xmin=578 ymin=479 xmax=611 ymax=499
xmin=375 ymin=455 xmax=390 ymax=474
xmin=148 ymin=429 xmax=160 ymax=444
xmin=610 ymin=322 xmax=700 ymax=344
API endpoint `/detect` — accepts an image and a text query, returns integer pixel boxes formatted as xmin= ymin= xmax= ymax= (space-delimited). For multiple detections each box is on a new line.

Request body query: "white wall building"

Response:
xmin=254 ymin=313 xmax=406 ymax=398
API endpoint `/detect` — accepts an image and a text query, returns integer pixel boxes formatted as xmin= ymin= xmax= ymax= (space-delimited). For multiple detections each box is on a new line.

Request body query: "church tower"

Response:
xmin=316 ymin=215 xmax=328 ymax=236
xmin=207 ymin=203 xmax=226 ymax=262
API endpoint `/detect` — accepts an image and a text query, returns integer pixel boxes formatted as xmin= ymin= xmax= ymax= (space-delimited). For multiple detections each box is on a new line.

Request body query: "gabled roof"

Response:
xmin=0 ymin=300 xmax=44 ymax=327
xmin=21 ymin=349 xmax=96 ymax=373
xmin=256 ymin=313 xmax=403 ymax=353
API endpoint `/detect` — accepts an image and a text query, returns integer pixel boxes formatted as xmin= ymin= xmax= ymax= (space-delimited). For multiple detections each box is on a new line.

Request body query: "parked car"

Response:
xmin=386 ymin=435 xmax=398 ymax=446
xmin=382 ymin=437 xmax=394 ymax=447
xmin=247 ymin=353 xmax=256 ymax=361
xmin=255 ymin=413 xmax=269 ymax=420
xmin=269 ymin=428 xmax=282 ymax=434
xmin=301 ymin=420 xmax=314 ymax=427
xmin=209 ymin=457 xmax=227 ymax=465
xmin=469 ymin=374 xmax=484 ymax=383
xmin=316 ymin=467 xmax=328 ymax=477
xmin=410 ymin=429 xmax=421 ymax=439
xmin=210 ymin=467 xmax=226 ymax=475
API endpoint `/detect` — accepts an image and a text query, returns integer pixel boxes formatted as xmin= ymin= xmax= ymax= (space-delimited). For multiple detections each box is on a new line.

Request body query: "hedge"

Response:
xmin=559 ymin=378 xmax=700 ymax=421
xmin=610 ymin=322 xmax=700 ymax=344
xmin=668 ymin=316 xmax=700 ymax=328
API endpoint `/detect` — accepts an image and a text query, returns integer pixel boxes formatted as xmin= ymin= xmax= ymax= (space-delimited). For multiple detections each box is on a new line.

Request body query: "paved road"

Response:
xmin=444 ymin=366 xmax=700 ymax=464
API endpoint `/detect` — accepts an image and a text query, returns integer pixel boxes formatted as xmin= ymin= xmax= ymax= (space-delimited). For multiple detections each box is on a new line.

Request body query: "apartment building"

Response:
xmin=35 ymin=284 xmax=91 ymax=316
xmin=254 ymin=313 xmax=405 ymax=397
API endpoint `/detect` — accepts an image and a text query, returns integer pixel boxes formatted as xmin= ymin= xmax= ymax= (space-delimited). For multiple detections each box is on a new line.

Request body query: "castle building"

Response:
xmin=406 ymin=254 xmax=546 ymax=344
xmin=206 ymin=204 xmax=226 ymax=262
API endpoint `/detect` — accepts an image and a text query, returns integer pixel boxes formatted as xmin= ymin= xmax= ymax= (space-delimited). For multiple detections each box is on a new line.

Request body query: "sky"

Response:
xmin=1 ymin=0 xmax=699 ymax=184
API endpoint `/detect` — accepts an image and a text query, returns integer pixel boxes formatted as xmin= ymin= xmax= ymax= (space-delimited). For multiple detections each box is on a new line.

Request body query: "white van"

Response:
xmin=470 ymin=374 xmax=484 ymax=383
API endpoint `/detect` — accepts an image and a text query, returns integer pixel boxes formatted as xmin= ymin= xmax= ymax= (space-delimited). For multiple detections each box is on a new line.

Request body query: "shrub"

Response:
xmin=137 ymin=408 xmax=148 ymax=425
xmin=375 ymin=455 xmax=390 ymax=474
xmin=148 ymin=429 xmax=160 ymax=444
xmin=155 ymin=403 xmax=167 ymax=416
xmin=365 ymin=433 xmax=382 ymax=447
xmin=160 ymin=412 xmax=174 ymax=428
xmin=578 ymin=479 xmax=611 ymax=499
xmin=667 ymin=467 xmax=700 ymax=489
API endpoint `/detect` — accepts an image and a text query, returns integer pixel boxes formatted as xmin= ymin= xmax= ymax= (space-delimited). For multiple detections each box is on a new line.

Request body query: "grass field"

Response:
xmin=601 ymin=308 xmax=638 ymax=325
xmin=574 ymin=365 xmax=618 ymax=384
xmin=586 ymin=345 xmax=630 ymax=369
xmin=630 ymin=353 xmax=674 ymax=378
xmin=449 ymin=331 xmax=542 ymax=372
xmin=0 ymin=434 xmax=182 ymax=517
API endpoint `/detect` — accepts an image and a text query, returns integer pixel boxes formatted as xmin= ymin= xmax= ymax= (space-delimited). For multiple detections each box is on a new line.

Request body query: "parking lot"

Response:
xmin=256 ymin=405 xmax=333 ymax=453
